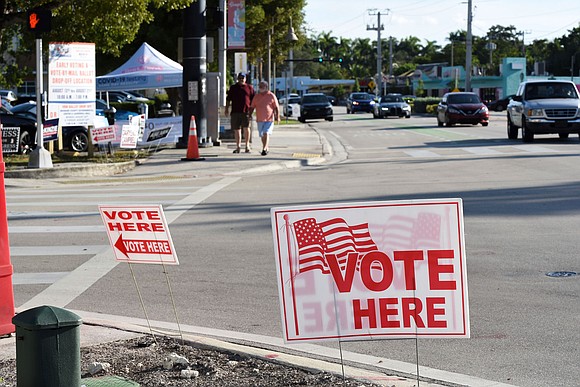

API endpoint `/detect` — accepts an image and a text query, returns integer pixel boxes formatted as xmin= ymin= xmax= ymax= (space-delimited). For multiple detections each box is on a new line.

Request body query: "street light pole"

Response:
xmin=465 ymin=0 xmax=473 ymax=91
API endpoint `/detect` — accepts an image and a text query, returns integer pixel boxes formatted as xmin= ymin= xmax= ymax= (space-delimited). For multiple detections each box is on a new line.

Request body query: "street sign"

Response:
xmin=99 ymin=205 xmax=179 ymax=265
xmin=271 ymin=199 xmax=469 ymax=343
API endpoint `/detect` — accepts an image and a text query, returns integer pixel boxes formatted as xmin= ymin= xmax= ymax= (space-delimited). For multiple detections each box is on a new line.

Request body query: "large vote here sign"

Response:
xmin=270 ymin=199 xmax=469 ymax=343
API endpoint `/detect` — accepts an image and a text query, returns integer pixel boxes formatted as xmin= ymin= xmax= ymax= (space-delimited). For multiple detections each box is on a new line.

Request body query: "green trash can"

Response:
xmin=12 ymin=305 xmax=82 ymax=387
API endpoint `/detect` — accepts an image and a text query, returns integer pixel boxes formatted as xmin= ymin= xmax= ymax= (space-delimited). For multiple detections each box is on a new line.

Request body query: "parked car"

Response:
xmin=487 ymin=94 xmax=515 ymax=111
xmin=0 ymin=90 xmax=17 ymax=103
xmin=437 ymin=92 xmax=489 ymax=127
xmin=298 ymin=93 xmax=333 ymax=123
xmin=372 ymin=93 xmax=411 ymax=119
xmin=346 ymin=92 xmax=375 ymax=114
xmin=0 ymin=104 xmax=37 ymax=153
xmin=97 ymin=90 xmax=150 ymax=104
xmin=278 ymin=93 xmax=300 ymax=106
xmin=507 ymin=80 xmax=580 ymax=142
xmin=95 ymin=99 xmax=138 ymax=121
xmin=282 ymin=96 xmax=301 ymax=117
xmin=10 ymin=102 xmax=90 ymax=152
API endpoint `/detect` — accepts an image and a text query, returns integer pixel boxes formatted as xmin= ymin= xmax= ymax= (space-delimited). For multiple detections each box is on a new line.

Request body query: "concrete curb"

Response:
xmin=4 ymin=160 xmax=138 ymax=179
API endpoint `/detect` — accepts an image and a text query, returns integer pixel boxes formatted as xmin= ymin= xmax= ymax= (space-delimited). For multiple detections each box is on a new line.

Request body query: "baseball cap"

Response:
xmin=237 ymin=72 xmax=246 ymax=78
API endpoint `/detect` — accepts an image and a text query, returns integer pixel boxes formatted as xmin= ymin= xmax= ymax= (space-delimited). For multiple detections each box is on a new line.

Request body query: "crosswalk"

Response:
xmin=5 ymin=177 xmax=239 ymax=310
xmin=348 ymin=143 xmax=573 ymax=160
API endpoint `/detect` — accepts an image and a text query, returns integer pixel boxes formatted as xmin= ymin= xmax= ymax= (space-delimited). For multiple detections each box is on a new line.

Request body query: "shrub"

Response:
xmin=413 ymin=97 xmax=441 ymax=113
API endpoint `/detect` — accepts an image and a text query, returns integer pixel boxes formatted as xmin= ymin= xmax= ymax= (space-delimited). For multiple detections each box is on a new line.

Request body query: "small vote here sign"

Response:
xmin=99 ymin=205 xmax=179 ymax=265
xmin=271 ymin=199 xmax=469 ymax=343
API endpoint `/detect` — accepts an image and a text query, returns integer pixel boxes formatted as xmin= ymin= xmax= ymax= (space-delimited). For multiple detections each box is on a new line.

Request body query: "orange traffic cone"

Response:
xmin=181 ymin=115 xmax=205 ymax=161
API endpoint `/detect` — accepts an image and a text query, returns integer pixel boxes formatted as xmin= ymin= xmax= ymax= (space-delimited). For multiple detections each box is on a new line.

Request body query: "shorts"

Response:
xmin=257 ymin=121 xmax=274 ymax=136
xmin=231 ymin=112 xmax=250 ymax=130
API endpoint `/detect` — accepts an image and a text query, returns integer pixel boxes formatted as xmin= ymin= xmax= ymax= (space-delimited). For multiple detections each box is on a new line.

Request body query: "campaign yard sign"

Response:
xmin=99 ymin=205 xmax=179 ymax=265
xmin=270 ymin=199 xmax=469 ymax=343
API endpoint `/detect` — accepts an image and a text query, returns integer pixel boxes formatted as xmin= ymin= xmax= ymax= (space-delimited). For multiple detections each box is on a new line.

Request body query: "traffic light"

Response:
xmin=335 ymin=58 xmax=344 ymax=63
xmin=27 ymin=8 xmax=52 ymax=33
xmin=312 ymin=57 xmax=324 ymax=63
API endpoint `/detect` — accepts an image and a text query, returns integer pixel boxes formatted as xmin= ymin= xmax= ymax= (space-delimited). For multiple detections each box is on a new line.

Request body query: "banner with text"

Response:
xmin=227 ymin=0 xmax=245 ymax=49
xmin=271 ymin=199 xmax=469 ymax=343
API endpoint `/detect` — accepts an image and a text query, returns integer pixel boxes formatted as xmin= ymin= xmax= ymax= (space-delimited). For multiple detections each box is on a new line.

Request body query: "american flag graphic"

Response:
xmin=369 ymin=212 xmax=442 ymax=252
xmin=293 ymin=217 xmax=378 ymax=274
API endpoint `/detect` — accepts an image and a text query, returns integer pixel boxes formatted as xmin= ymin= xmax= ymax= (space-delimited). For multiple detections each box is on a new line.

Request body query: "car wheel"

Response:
xmin=372 ymin=110 xmax=378 ymax=119
xmin=326 ymin=117 xmax=333 ymax=122
xmin=496 ymin=105 xmax=504 ymax=112
xmin=298 ymin=117 xmax=305 ymax=123
xmin=481 ymin=122 xmax=489 ymax=127
xmin=405 ymin=114 xmax=411 ymax=119
xmin=507 ymin=115 xmax=518 ymax=139
xmin=19 ymin=130 xmax=33 ymax=154
xmin=522 ymin=119 xmax=534 ymax=142
xmin=70 ymin=130 xmax=89 ymax=152
xmin=437 ymin=118 xmax=443 ymax=127
xmin=558 ymin=133 xmax=569 ymax=139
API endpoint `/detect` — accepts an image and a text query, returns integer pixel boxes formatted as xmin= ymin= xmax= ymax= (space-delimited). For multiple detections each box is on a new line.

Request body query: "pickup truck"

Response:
xmin=506 ymin=80 xmax=580 ymax=142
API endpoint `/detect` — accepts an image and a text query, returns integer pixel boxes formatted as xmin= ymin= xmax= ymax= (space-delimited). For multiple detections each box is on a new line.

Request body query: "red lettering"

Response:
xmin=124 ymin=223 xmax=136 ymax=231
xmin=360 ymin=251 xmax=394 ymax=291
xmin=393 ymin=250 xmax=423 ymax=290
xmin=401 ymin=298 xmax=425 ymax=328
xmin=147 ymin=210 xmax=161 ymax=220
xmin=103 ymin=210 xmax=116 ymax=220
xmin=428 ymin=250 xmax=456 ymax=290
xmin=353 ymin=299 xmax=377 ymax=329
xmin=426 ymin=297 xmax=447 ymax=328
xmin=326 ymin=252 xmax=358 ymax=293
xmin=151 ymin=222 xmax=164 ymax=232
xmin=379 ymin=298 xmax=400 ymax=328
xmin=118 ymin=211 xmax=132 ymax=220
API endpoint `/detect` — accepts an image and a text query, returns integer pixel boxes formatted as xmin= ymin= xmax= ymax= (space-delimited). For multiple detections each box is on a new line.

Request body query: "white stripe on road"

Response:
xmin=463 ymin=147 xmax=502 ymax=155
xmin=513 ymin=145 xmax=560 ymax=153
xmin=13 ymin=272 xmax=69 ymax=285
xmin=6 ymin=192 xmax=186 ymax=200
xmin=404 ymin=150 xmax=441 ymax=158
xmin=10 ymin=245 xmax=109 ymax=256
xmin=18 ymin=176 xmax=241 ymax=312
xmin=7 ymin=200 xmax=175 ymax=207
xmin=9 ymin=225 xmax=105 ymax=233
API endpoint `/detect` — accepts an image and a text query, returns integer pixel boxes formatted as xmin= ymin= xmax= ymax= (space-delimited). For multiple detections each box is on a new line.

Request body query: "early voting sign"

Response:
xmin=270 ymin=199 xmax=469 ymax=343
xmin=99 ymin=205 xmax=179 ymax=265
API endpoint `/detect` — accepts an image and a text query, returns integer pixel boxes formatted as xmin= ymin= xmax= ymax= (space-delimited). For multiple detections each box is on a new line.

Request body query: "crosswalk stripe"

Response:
xmin=13 ymin=272 xmax=69 ymax=285
xmin=513 ymin=145 xmax=560 ymax=153
xmin=10 ymin=245 xmax=109 ymax=256
xmin=8 ymin=225 xmax=105 ymax=233
xmin=404 ymin=150 xmax=441 ymax=158
xmin=463 ymin=147 xmax=502 ymax=155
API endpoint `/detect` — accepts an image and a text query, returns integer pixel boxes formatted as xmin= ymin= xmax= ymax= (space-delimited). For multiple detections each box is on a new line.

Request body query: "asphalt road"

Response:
xmin=6 ymin=108 xmax=580 ymax=386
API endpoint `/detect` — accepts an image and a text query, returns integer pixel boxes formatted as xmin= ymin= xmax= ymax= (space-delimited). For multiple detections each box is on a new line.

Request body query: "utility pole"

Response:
xmin=465 ymin=0 xmax=473 ymax=91
xmin=367 ymin=9 xmax=387 ymax=97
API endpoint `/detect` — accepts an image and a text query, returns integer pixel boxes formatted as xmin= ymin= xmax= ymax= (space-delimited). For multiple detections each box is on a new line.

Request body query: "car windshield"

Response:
xmin=525 ymin=83 xmax=578 ymax=100
xmin=447 ymin=94 xmax=481 ymax=104
xmin=352 ymin=93 xmax=372 ymax=100
xmin=288 ymin=97 xmax=301 ymax=104
xmin=302 ymin=95 xmax=328 ymax=104
xmin=382 ymin=95 xmax=404 ymax=103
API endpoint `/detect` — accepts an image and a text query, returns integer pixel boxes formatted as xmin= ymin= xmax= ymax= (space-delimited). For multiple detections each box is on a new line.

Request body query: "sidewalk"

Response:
xmin=1 ymin=122 xmax=516 ymax=386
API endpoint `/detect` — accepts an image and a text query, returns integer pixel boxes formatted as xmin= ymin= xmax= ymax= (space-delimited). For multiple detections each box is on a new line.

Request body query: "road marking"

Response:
xmin=463 ymin=147 xmax=502 ymax=155
xmin=7 ymin=199 xmax=176 ymax=207
xmin=17 ymin=176 xmax=241 ymax=312
xmin=404 ymin=150 xmax=442 ymax=158
xmin=11 ymin=245 xmax=109 ymax=256
xmin=9 ymin=225 xmax=105 ymax=233
xmin=13 ymin=272 xmax=68 ymax=285
xmin=513 ymin=145 xmax=560 ymax=153
xmin=8 ymin=211 xmax=98 ymax=220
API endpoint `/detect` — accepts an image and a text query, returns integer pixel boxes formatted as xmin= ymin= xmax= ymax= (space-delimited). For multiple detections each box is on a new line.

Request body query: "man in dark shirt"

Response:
xmin=225 ymin=73 xmax=255 ymax=153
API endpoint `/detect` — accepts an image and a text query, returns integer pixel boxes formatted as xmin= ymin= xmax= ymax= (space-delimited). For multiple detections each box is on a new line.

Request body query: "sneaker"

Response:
xmin=261 ymin=150 xmax=268 ymax=156
xmin=245 ymin=147 xmax=251 ymax=153
xmin=233 ymin=148 xmax=240 ymax=154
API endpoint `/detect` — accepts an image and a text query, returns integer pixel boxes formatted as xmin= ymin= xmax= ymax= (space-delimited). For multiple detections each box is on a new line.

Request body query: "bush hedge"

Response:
xmin=413 ymin=97 xmax=441 ymax=114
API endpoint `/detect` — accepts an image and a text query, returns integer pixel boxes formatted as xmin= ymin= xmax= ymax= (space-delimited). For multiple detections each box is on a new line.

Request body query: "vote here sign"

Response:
xmin=270 ymin=199 xmax=469 ymax=343
xmin=99 ymin=205 xmax=179 ymax=265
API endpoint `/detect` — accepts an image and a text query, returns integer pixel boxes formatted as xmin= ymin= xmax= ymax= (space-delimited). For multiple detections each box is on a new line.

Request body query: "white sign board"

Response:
xmin=99 ymin=205 xmax=179 ymax=265
xmin=120 ymin=124 xmax=139 ymax=149
xmin=48 ymin=42 xmax=96 ymax=126
xmin=91 ymin=126 xmax=116 ymax=144
xmin=234 ymin=52 xmax=247 ymax=75
xmin=271 ymin=199 xmax=469 ymax=343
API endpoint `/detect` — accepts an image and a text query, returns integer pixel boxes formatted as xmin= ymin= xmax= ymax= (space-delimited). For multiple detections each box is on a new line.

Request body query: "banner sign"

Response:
xmin=99 ymin=205 xmax=179 ymax=265
xmin=271 ymin=199 xmax=469 ymax=343
xmin=48 ymin=42 xmax=96 ymax=126
xmin=1 ymin=126 xmax=21 ymax=153
xmin=42 ymin=118 xmax=59 ymax=142
xmin=227 ymin=0 xmax=245 ymax=49
xmin=120 ymin=124 xmax=139 ymax=148
xmin=91 ymin=126 xmax=116 ymax=144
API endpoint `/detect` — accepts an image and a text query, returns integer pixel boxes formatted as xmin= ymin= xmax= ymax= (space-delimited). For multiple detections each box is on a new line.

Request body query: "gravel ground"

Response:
xmin=0 ymin=335 xmax=383 ymax=386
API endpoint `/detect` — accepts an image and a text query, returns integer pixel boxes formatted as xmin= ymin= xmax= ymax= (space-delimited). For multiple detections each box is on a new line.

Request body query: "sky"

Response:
xmin=303 ymin=0 xmax=580 ymax=47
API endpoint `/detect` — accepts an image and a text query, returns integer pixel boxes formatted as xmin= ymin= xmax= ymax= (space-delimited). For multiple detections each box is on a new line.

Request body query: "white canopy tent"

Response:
xmin=96 ymin=42 xmax=182 ymax=92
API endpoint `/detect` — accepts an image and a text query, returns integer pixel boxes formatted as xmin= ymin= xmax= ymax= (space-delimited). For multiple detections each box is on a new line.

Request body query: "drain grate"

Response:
xmin=546 ymin=271 xmax=577 ymax=278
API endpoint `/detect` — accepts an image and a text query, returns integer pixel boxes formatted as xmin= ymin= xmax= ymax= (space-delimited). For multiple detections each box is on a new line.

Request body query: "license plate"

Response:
xmin=554 ymin=120 xmax=568 ymax=128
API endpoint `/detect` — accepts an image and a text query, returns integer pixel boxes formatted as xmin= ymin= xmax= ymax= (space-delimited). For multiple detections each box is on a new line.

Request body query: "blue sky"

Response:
xmin=303 ymin=0 xmax=580 ymax=46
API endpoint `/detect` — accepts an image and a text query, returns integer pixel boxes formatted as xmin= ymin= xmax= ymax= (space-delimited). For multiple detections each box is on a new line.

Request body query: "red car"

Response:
xmin=437 ymin=92 xmax=489 ymax=127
